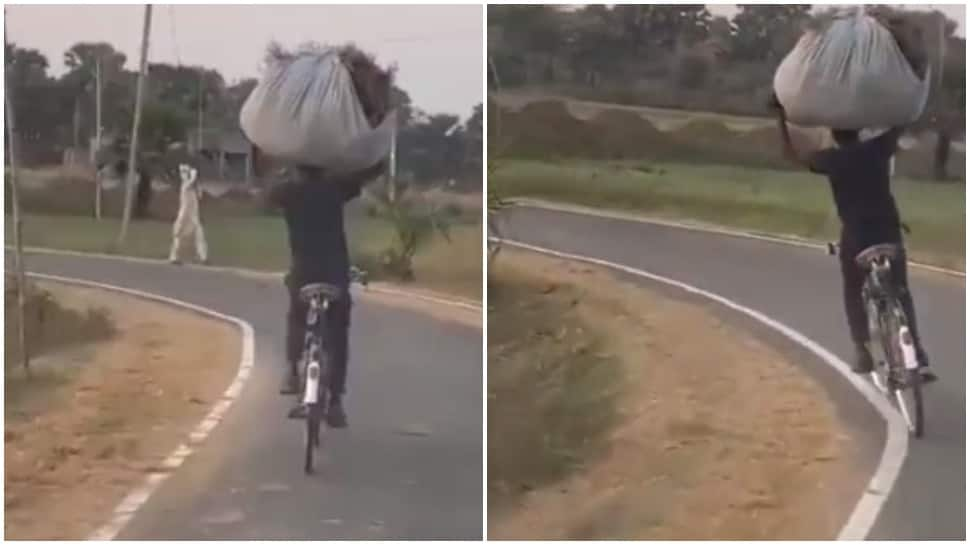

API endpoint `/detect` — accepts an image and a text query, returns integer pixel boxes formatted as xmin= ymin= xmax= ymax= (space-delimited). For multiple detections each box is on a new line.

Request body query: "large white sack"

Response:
xmin=240 ymin=49 xmax=393 ymax=173
xmin=774 ymin=13 xmax=931 ymax=129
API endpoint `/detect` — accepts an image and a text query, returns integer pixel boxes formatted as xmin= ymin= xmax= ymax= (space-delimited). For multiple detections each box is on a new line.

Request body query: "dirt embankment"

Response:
xmin=5 ymin=281 xmax=240 ymax=540
xmin=488 ymin=250 xmax=864 ymax=540
xmin=490 ymin=97 xmax=964 ymax=180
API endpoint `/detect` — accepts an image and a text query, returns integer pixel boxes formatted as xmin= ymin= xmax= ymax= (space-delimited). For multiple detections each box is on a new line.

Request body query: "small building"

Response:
xmin=188 ymin=128 xmax=254 ymax=182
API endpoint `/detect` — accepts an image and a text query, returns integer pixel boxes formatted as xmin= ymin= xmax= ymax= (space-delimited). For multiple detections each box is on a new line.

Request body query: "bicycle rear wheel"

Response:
xmin=305 ymin=403 xmax=321 ymax=474
xmin=881 ymin=309 xmax=924 ymax=438
xmin=895 ymin=372 xmax=923 ymax=438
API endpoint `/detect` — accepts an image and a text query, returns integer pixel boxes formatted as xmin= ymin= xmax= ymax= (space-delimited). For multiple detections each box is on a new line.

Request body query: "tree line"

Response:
xmin=4 ymin=40 xmax=482 ymax=188
xmin=488 ymin=4 xmax=965 ymax=180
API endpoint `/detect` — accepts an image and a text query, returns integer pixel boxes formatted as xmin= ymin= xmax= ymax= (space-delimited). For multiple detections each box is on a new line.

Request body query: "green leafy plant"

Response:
xmin=486 ymin=158 xmax=510 ymax=266
xmin=366 ymin=179 xmax=453 ymax=281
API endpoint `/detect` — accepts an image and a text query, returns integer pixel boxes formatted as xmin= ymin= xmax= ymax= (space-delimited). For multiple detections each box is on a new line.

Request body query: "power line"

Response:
xmin=374 ymin=30 xmax=480 ymax=44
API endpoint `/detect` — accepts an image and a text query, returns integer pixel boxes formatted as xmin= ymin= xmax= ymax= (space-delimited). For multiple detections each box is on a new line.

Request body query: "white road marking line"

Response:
xmin=12 ymin=245 xmax=484 ymax=311
xmin=513 ymin=199 xmax=965 ymax=278
xmin=23 ymin=272 xmax=256 ymax=541
xmin=496 ymin=238 xmax=908 ymax=541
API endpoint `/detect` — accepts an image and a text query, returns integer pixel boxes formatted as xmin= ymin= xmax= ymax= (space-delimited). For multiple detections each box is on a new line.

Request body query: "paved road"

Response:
xmin=17 ymin=251 xmax=482 ymax=540
xmin=499 ymin=205 xmax=965 ymax=540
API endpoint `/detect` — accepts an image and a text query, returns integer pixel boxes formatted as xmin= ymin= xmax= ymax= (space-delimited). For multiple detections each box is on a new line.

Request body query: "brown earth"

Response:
xmin=490 ymin=96 xmax=964 ymax=179
xmin=488 ymin=250 xmax=864 ymax=540
xmin=4 ymin=281 xmax=240 ymax=540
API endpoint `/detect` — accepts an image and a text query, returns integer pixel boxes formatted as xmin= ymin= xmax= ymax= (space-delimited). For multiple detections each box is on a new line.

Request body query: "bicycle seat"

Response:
xmin=855 ymin=244 xmax=902 ymax=269
xmin=299 ymin=282 xmax=343 ymax=303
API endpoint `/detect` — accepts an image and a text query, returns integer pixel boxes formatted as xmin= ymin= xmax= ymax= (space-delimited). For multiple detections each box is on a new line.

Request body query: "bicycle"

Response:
xmin=827 ymin=241 xmax=924 ymax=437
xmin=292 ymin=267 xmax=368 ymax=474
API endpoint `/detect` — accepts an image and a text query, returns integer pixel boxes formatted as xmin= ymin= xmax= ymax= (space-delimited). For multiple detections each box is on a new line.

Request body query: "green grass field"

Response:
xmin=6 ymin=214 xmax=482 ymax=300
xmin=492 ymin=159 xmax=965 ymax=270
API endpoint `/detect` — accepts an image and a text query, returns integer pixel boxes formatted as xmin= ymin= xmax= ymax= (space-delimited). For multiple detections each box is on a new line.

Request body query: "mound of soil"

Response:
xmin=672 ymin=119 xmax=739 ymax=147
xmin=588 ymin=110 xmax=674 ymax=160
xmin=501 ymin=100 xmax=601 ymax=159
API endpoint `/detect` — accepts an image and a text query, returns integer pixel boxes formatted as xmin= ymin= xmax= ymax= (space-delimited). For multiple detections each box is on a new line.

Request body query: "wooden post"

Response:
xmin=5 ymin=20 xmax=32 ymax=378
xmin=94 ymin=56 xmax=103 ymax=219
xmin=117 ymin=4 xmax=152 ymax=247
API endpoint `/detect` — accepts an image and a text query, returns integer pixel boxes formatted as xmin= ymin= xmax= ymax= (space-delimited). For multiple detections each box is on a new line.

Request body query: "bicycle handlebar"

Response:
xmin=350 ymin=266 xmax=369 ymax=287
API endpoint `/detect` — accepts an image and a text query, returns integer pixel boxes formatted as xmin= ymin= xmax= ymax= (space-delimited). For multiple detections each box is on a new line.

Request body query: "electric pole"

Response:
xmin=95 ymin=55 xmax=103 ymax=219
xmin=117 ymin=4 xmax=152 ymax=247
xmin=5 ymin=15 xmax=31 ymax=377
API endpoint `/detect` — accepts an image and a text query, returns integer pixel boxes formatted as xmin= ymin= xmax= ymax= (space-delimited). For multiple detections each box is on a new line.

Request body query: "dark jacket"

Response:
xmin=267 ymin=163 xmax=385 ymax=287
xmin=808 ymin=128 xmax=903 ymax=244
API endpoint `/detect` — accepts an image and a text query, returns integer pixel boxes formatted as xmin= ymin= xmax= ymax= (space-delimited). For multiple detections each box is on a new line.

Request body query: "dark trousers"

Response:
xmin=839 ymin=228 xmax=921 ymax=348
xmin=285 ymin=277 xmax=352 ymax=396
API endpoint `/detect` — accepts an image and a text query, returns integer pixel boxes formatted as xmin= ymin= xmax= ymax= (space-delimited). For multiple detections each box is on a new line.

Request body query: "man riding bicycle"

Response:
xmin=770 ymin=96 xmax=935 ymax=383
xmin=265 ymin=154 xmax=388 ymax=428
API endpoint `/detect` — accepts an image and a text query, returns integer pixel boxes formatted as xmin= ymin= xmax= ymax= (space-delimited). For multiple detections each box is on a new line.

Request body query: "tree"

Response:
xmin=4 ymin=44 xmax=72 ymax=163
xmin=223 ymin=78 xmax=258 ymax=128
xmin=487 ymin=5 xmax=564 ymax=83
xmin=398 ymin=112 xmax=463 ymax=183
xmin=147 ymin=63 xmax=227 ymax=131
xmin=731 ymin=5 xmax=812 ymax=63
xmin=614 ymin=5 xmax=711 ymax=59
xmin=6 ymin=43 xmax=50 ymax=88
xmin=392 ymin=86 xmax=415 ymax=127
xmin=462 ymin=103 xmax=483 ymax=183
xmin=927 ymin=32 xmax=965 ymax=181
xmin=868 ymin=7 xmax=965 ymax=180
xmin=62 ymin=42 xmax=128 ymax=150
xmin=561 ymin=5 xmax=625 ymax=86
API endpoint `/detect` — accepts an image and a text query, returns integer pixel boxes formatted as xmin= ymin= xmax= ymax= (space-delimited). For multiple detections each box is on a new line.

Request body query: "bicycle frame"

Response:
xmin=862 ymin=255 xmax=920 ymax=381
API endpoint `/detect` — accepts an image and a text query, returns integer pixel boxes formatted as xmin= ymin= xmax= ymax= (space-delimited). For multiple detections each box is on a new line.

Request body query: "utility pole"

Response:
xmin=197 ymin=67 xmax=204 ymax=153
xmin=94 ymin=56 xmax=103 ymax=219
xmin=117 ymin=4 xmax=152 ymax=247
xmin=388 ymin=119 xmax=398 ymax=203
xmin=5 ymin=16 xmax=31 ymax=378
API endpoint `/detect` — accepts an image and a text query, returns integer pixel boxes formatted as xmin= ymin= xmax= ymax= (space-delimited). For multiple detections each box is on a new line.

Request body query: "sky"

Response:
xmin=707 ymin=3 xmax=966 ymax=37
xmin=4 ymin=4 xmax=484 ymax=117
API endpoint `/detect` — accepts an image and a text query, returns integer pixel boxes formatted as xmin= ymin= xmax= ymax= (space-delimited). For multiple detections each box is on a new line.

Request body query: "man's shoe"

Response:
xmin=916 ymin=346 xmax=930 ymax=368
xmin=326 ymin=396 xmax=348 ymax=428
xmin=279 ymin=371 xmax=300 ymax=395
xmin=287 ymin=404 xmax=307 ymax=419
xmin=852 ymin=343 xmax=875 ymax=374
xmin=917 ymin=367 xmax=938 ymax=384
xmin=913 ymin=346 xmax=937 ymax=383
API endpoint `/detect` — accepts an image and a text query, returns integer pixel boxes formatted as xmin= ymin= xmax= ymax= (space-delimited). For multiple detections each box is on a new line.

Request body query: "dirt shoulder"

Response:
xmin=4 ymin=281 xmax=240 ymax=540
xmin=488 ymin=250 xmax=864 ymax=540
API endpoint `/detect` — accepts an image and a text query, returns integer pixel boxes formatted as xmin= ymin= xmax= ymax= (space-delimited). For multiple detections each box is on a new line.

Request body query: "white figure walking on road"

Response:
xmin=168 ymin=163 xmax=208 ymax=265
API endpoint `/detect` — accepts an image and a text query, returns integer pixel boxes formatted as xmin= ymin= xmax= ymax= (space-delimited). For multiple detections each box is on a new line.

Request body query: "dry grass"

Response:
xmin=5 ymin=281 xmax=239 ymax=539
xmin=488 ymin=251 xmax=863 ymax=540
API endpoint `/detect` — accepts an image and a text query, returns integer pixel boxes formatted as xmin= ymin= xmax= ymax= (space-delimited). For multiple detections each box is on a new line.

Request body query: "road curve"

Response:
xmin=499 ymin=205 xmax=964 ymax=540
xmin=14 ymin=251 xmax=483 ymax=540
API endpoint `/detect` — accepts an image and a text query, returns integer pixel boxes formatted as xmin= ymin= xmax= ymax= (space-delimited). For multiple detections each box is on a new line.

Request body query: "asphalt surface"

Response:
xmin=16 ymin=251 xmax=482 ymax=540
xmin=499 ymin=205 xmax=965 ymax=540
